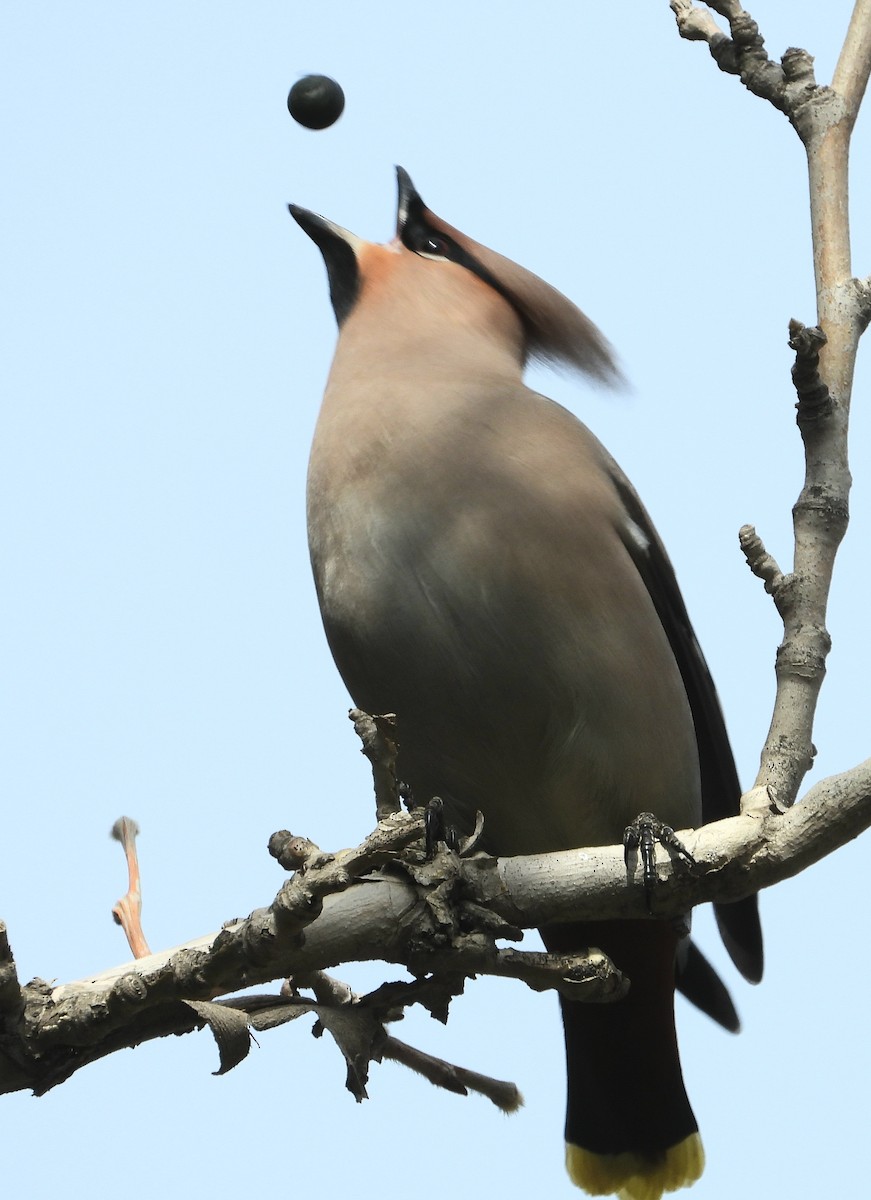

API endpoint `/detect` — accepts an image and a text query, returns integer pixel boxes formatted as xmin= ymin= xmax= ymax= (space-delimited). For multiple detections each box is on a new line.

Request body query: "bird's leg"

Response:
xmin=424 ymin=796 xmax=460 ymax=857
xmin=111 ymin=816 xmax=152 ymax=959
xmin=623 ymin=812 xmax=695 ymax=913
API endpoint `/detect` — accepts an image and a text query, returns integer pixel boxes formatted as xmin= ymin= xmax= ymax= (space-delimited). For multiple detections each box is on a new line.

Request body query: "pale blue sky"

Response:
xmin=2 ymin=4 xmax=869 ymax=1198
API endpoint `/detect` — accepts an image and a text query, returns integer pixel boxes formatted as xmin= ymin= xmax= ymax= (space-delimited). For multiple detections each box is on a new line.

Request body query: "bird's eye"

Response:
xmin=421 ymin=234 xmax=449 ymax=256
xmin=407 ymin=227 xmax=452 ymax=259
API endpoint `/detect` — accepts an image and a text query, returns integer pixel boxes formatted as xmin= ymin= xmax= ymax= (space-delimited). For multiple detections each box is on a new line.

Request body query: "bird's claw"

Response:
xmin=623 ymin=811 xmax=695 ymax=912
xmin=424 ymin=796 xmax=460 ymax=857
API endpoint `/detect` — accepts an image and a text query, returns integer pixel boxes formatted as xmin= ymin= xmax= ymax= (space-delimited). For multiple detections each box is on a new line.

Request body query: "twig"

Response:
xmin=349 ymin=708 xmax=401 ymax=819
xmin=832 ymin=0 xmax=871 ymax=123
xmin=672 ymin=1 xmax=871 ymax=808
xmin=0 ymin=924 xmax=23 ymax=1024
xmin=382 ymin=1035 xmax=523 ymax=1112
xmin=110 ymin=817 xmax=151 ymax=959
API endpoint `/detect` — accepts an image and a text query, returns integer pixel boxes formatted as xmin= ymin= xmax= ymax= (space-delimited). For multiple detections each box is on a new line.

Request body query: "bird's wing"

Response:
xmin=604 ymin=457 xmax=763 ymax=983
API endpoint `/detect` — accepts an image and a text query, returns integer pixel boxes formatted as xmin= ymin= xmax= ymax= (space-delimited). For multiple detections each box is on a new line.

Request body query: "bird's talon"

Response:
xmin=424 ymin=796 xmax=462 ymax=857
xmin=424 ymin=797 xmax=446 ymax=857
xmin=624 ymin=811 xmax=695 ymax=909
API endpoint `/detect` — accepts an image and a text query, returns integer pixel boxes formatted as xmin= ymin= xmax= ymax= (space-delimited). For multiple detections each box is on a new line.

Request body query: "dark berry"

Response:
xmin=287 ymin=75 xmax=345 ymax=130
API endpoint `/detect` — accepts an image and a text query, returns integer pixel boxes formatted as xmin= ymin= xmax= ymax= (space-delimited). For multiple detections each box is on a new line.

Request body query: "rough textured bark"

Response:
xmin=2 ymin=752 xmax=870 ymax=1099
xmin=672 ymin=2 xmax=871 ymax=808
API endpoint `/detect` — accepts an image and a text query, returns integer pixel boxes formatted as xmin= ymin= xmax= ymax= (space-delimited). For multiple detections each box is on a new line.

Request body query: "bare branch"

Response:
xmin=110 ymin=817 xmax=151 ymax=959
xmin=670 ymin=1 xmax=722 ymax=46
xmin=382 ymin=1035 xmax=523 ymax=1112
xmin=672 ymin=3 xmax=870 ymax=809
xmin=670 ymin=1 xmax=816 ymax=111
xmin=284 ymin=969 xmax=524 ymax=1110
xmin=1 ymin=752 xmax=867 ymax=1098
xmin=491 ymin=761 xmax=871 ymax=927
xmin=738 ymin=525 xmax=787 ymax=603
xmin=349 ymin=709 xmax=402 ymax=819
xmin=833 ymin=0 xmax=871 ymax=124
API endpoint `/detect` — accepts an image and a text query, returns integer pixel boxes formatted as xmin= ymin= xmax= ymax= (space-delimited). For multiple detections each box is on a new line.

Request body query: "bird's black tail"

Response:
xmin=542 ymin=920 xmax=703 ymax=1199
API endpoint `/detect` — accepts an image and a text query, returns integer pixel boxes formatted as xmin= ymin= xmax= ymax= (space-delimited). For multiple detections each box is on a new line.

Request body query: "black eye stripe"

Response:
xmin=399 ymin=189 xmax=458 ymax=260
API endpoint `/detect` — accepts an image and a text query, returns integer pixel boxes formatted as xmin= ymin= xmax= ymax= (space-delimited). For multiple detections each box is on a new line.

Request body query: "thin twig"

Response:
xmin=833 ymin=0 xmax=871 ymax=123
xmin=110 ymin=817 xmax=151 ymax=959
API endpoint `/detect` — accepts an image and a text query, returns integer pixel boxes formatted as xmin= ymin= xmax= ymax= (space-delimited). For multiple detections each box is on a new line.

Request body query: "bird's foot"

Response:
xmin=424 ymin=797 xmax=460 ymax=857
xmin=623 ymin=811 xmax=695 ymax=913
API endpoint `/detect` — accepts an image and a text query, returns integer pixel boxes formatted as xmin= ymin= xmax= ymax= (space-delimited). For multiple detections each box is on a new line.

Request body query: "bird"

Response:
xmin=290 ymin=168 xmax=763 ymax=1200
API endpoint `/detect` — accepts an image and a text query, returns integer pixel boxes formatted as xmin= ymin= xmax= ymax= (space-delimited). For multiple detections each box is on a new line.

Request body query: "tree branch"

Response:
xmin=671 ymin=1 xmax=871 ymax=807
xmin=2 ymin=753 xmax=868 ymax=1099
xmin=833 ymin=0 xmax=871 ymax=125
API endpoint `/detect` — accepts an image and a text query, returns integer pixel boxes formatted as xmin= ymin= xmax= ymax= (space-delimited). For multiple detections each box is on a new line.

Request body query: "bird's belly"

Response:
xmin=312 ymin=498 xmax=702 ymax=857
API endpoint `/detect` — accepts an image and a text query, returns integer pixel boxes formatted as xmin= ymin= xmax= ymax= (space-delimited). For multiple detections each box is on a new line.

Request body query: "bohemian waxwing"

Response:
xmin=290 ymin=168 xmax=763 ymax=1200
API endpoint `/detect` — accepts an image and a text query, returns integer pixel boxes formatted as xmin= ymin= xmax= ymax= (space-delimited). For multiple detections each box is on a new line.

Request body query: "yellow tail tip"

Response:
xmin=566 ymin=1132 xmax=704 ymax=1199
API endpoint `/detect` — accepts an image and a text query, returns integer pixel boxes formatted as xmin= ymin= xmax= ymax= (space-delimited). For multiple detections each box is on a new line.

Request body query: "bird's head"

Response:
xmin=290 ymin=167 xmax=618 ymax=383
